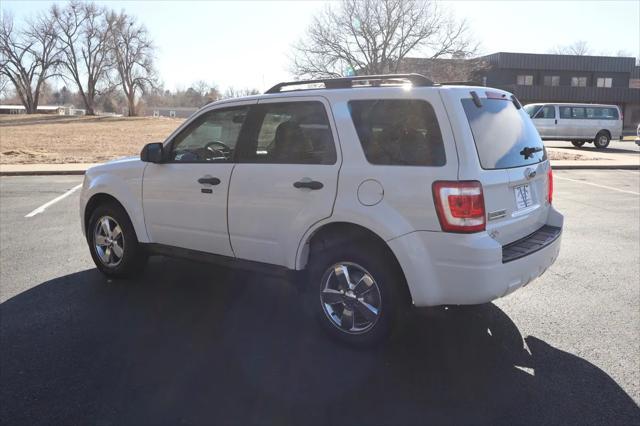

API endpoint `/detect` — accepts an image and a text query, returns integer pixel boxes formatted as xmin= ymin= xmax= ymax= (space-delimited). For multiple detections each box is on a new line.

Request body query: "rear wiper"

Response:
xmin=520 ymin=146 xmax=542 ymax=159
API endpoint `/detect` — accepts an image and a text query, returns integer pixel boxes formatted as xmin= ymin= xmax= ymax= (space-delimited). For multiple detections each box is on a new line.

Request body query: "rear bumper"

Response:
xmin=388 ymin=206 xmax=563 ymax=306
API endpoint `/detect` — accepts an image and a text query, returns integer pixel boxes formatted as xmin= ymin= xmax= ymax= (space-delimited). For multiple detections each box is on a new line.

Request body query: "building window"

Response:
xmin=596 ymin=77 xmax=612 ymax=88
xmin=571 ymin=77 xmax=587 ymax=87
xmin=517 ymin=75 xmax=533 ymax=86
xmin=543 ymin=76 xmax=560 ymax=86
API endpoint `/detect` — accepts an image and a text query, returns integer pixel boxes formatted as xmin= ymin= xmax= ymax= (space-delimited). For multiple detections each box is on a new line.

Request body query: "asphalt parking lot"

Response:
xmin=1 ymin=171 xmax=639 ymax=425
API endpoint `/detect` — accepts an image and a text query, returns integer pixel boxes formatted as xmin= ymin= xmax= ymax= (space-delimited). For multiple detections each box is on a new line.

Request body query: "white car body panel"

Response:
xmin=81 ymin=84 xmax=563 ymax=307
xmin=227 ymin=96 xmax=340 ymax=267
xmin=80 ymin=156 xmax=149 ymax=242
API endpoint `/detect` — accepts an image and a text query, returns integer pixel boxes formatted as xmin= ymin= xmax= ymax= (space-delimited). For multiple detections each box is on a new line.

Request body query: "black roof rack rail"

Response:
xmin=265 ymin=74 xmax=434 ymax=94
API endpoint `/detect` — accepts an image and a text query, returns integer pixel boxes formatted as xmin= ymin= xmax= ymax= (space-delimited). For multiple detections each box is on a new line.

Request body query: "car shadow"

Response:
xmin=1 ymin=258 xmax=638 ymax=425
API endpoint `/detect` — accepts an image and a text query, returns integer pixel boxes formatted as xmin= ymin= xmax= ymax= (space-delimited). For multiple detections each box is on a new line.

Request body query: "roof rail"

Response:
xmin=437 ymin=80 xmax=484 ymax=86
xmin=265 ymin=74 xmax=434 ymax=94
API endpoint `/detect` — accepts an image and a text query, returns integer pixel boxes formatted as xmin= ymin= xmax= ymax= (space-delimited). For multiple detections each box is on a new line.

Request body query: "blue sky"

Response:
xmin=2 ymin=1 xmax=639 ymax=92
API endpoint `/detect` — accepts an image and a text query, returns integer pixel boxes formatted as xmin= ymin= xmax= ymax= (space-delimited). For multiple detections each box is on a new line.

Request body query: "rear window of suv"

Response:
xmin=348 ymin=99 xmax=446 ymax=166
xmin=461 ymin=97 xmax=546 ymax=170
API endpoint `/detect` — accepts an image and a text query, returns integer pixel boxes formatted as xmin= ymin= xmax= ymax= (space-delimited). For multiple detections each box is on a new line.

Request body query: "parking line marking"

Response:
xmin=25 ymin=184 xmax=82 ymax=218
xmin=554 ymin=175 xmax=639 ymax=195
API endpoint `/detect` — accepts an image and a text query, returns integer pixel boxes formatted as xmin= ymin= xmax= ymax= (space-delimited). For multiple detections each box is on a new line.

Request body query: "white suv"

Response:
xmin=80 ymin=74 xmax=563 ymax=345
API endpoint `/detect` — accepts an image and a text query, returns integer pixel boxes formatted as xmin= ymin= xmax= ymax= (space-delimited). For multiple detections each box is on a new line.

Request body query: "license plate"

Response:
xmin=514 ymin=184 xmax=533 ymax=210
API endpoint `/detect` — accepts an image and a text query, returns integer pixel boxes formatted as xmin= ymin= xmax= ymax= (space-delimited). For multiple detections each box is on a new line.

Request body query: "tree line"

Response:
xmin=1 ymin=1 xmax=157 ymax=115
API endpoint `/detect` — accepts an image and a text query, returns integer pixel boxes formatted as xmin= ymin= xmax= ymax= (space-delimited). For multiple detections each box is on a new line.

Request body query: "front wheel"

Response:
xmin=594 ymin=132 xmax=611 ymax=149
xmin=308 ymin=242 xmax=407 ymax=347
xmin=571 ymin=140 xmax=585 ymax=148
xmin=87 ymin=202 xmax=147 ymax=278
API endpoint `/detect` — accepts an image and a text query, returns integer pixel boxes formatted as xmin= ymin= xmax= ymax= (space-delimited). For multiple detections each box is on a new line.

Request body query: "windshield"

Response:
xmin=462 ymin=98 xmax=546 ymax=170
xmin=523 ymin=104 xmax=542 ymax=118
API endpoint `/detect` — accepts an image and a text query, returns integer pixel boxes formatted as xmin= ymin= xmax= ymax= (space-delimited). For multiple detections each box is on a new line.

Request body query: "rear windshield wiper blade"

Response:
xmin=520 ymin=146 xmax=542 ymax=159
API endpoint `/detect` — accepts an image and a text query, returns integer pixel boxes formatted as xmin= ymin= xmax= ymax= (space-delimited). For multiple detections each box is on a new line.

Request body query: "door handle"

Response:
xmin=198 ymin=176 xmax=221 ymax=185
xmin=555 ymin=119 xmax=558 ymax=124
xmin=293 ymin=180 xmax=323 ymax=190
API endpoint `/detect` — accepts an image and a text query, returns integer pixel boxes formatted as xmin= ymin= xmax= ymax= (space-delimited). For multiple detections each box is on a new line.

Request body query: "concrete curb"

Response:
xmin=551 ymin=164 xmax=639 ymax=170
xmin=0 ymin=170 xmax=88 ymax=176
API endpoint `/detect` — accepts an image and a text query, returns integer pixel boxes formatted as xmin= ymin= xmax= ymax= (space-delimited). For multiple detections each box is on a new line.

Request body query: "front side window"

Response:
xmin=571 ymin=77 xmax=587 ymax=87
xmin=238 ymin=101 xmax=336 ymax=164
xmin=348 ymin=99 xmax=446 ymax=166
xmin=534 ymin=105 xmax=556 ymax=119
xmin=543 ymin=76 xmax=560 ymax=86
xmin=169 ymin=107 xmax=248 ymax=162
xmin=517 ymin=75 xmax=533 ymax=86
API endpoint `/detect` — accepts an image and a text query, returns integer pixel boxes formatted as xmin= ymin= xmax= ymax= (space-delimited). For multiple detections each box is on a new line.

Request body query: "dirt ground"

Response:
xmin=0 ymin=114 xmax=184 ymax=164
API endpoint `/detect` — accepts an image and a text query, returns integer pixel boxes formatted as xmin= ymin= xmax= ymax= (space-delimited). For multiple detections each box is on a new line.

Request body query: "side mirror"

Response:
xmin=140 ymin=142 xmax=164 ymax=163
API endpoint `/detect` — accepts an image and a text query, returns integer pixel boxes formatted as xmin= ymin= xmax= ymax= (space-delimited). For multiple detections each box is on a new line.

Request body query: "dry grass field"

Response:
xmin=0 ymin=114 xmax=184 ymax=164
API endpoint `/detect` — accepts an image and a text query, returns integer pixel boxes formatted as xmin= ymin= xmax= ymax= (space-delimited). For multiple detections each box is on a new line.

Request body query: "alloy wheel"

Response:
xmin=320 ymin=262 xmax=382 ymax=334
xmin=93 ymin=215 xmax=124 ymax=267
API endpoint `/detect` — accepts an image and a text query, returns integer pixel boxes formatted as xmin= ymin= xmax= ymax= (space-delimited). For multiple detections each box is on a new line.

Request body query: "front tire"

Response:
xmin=571 ymin=140 xmax=585 ymax=148
xmin=307 ymin=241 xmax=407 ymax=347
xmin=87 ymin=202 xmax=147 ymax=278
xmin=594 ymin=131 xmax=610 ymax=149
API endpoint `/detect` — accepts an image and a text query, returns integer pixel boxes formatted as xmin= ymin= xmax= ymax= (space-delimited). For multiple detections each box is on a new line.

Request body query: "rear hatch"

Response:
xmin=453 ymin=89 xmax=551 ymax=245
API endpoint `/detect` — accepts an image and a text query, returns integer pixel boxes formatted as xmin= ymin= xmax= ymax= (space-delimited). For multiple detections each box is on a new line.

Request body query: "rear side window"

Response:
xmin=586 ymin=107 xmax=619 ymax=119
xmin=461 ymin=97 xmax=546 ymax=170
xmin=348 ymin=99 xmax=445 ymax=166
xmin=238 ymin=101 xmax=336 ymax=164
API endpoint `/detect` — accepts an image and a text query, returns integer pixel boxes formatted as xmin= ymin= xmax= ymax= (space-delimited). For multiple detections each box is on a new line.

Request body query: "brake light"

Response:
xmin=547 ymin=166 xmax=554 ymax=204
xmin=432 ymin=181 xmax=485 ymax=233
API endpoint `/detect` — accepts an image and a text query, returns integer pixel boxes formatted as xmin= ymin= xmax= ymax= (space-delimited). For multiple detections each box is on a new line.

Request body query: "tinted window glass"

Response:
xmin=572 ymin=107 xmax=586 ymax=119
xmin=461 ymin=98 xmax=546 ymax=170
xmin=585 ymin=107 xmax=619 ymax=119
xmin=170 ymin=107 xmax=248 ymax=162
xmin=559 ymin=106 xmax=572 ymax=119
xmin=348 ymin=99 xmax=445 ymax=166
xmin=534 ymin=105 xmax=555 ymax=119
xmin=524 ymin=104 xmax=542 ymax=118
xmin=239 ymin=102 xmax=336 ymax=164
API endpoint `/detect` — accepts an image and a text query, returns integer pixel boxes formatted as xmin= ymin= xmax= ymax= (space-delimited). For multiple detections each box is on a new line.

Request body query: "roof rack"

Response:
xmin=437 ymin=80 xmax=484 ymax=86
xmin=265 ymin=74 xmax=434 ymax=94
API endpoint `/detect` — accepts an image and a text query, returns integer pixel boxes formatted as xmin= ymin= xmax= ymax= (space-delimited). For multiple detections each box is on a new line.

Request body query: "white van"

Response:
xmin=524 ymin=103 xmax=623 ymax=149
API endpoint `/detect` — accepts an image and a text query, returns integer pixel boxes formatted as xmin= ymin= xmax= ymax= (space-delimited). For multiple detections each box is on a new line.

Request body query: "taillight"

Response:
xmin=547 ymin=166 xmax=554 ymax=204
xmin=432 ymin=181 xmax=486 ymax=233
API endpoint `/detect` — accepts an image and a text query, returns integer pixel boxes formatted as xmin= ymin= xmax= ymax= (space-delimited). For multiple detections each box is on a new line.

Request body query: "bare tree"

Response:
xmin=291 ymin=0 xmax=478 ymax=78
xmin=0 ymin=12 xmax=60 ymax=113
xmin=51 ymin=1 xmax=113 ymax=115
xmin=107 ymin=10 xmax=156 ymax=116
xmin=223 ymin=86 xmax=260 ymax=99
xmin=549 ymin=40 xmax=591 ymax=56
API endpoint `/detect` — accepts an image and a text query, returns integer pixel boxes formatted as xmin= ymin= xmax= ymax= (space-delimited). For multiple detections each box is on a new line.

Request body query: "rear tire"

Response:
xmin=87 ymin=202 xmax=147 ymax=278
xmin=307 ymin=239 xmax=408 ymax=347
xmin=593 ymin=131 xmax=610 ymax=149
xmin=571 ymin=141 xmax=585 ymax=148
